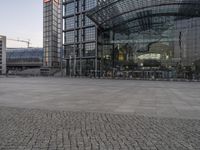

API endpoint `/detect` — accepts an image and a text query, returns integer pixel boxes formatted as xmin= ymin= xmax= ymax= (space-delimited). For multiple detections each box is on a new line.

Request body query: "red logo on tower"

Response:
xmin=44 ymin=0 xmax=51 ymax=3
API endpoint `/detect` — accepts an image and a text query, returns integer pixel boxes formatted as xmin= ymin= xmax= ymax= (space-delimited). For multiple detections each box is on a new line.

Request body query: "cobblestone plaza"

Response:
xmin=0 ymin=78 xmax=200 ymax=149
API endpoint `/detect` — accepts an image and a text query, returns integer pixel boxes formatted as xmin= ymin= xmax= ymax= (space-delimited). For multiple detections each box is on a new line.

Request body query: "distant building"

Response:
xmin=43 ymin=0 xmax=62 ymax=68
xmin=0 ymin=35 xmax=6 ymax=75
xmin=6 ymin=48 xmax=43 ymax=70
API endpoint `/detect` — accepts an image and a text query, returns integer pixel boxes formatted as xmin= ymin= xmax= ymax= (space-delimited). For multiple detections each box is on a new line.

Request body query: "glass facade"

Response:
xmin=0 ymin=40 xmax=2 ymax=74
xmin=43 ymin=0 xmax=62 ymax=68
xmin=63 ymin=0 xmax=98 ymax=76
xmin=7 ymin=48 xmax=43 ymax=64
xmin=0 ymin=35 xmax=6 ymax=75
xmin=86 ymin=0 xmax=200 ymax=79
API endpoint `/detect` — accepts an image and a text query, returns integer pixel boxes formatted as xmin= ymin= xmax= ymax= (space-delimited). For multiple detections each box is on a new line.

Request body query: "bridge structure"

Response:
xmin=6 ymin=48 xmax=43 ymax=70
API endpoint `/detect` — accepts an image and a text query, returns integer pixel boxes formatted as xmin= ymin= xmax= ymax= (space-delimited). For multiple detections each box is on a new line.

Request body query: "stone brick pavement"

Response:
xmin=0 ymin=106 xmax=200 ymax=150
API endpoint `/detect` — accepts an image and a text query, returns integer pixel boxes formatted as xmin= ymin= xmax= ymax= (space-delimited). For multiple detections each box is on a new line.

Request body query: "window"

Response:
xmin=84 ymin=27 xmax=95 ymax=41
xmin=65 ymin=2 xmax=75 ymax=16
xmin=84 ymin=43 xmax=95 ymax=56
xmin=84 ymin=16 xmax=94 ymax=26
xmin=65 ymin=17 xmax=74 ymax=29
xmin=85 ymin=0 xmax=96 ymax=10
xmin=65 ymin=31 xmax=75 ymax=43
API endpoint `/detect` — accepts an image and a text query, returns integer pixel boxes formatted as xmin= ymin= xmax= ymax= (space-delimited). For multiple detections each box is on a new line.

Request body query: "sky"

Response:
xmin=0 ymin=0 xmax=43 ymax=48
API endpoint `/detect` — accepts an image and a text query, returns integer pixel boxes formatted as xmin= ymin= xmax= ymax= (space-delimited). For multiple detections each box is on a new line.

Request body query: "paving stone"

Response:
xmin=0 ymin=106 xmax=200 ymax=150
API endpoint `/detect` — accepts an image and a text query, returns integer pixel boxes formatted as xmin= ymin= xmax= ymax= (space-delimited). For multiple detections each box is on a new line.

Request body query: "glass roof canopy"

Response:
xmin=87 ymin=0 xmax=200 ymax=33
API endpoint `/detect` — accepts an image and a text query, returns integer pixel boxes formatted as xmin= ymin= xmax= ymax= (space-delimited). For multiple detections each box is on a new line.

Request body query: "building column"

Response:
xmin=95 ymin=25 xmax=98 ymax=77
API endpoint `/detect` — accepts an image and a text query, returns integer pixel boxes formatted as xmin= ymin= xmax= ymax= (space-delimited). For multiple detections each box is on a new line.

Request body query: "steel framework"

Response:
xmin=87 ymin=0 xmax=200 ymax=33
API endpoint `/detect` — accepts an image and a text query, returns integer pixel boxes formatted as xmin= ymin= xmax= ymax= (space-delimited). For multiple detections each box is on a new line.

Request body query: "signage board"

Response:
xmin=44 ymin=0 xmax=51 ymax=3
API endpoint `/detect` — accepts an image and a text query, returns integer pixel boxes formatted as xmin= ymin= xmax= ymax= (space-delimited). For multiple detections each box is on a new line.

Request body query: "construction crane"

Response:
xmin=7 ymin=38 xmax=31 ymax=48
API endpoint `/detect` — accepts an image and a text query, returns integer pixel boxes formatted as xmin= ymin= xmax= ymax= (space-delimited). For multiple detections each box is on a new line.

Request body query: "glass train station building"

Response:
xmin=47 ymin=0 xmax=200 ymax=78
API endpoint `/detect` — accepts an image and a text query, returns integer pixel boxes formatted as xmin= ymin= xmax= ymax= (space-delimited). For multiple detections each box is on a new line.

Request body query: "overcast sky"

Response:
xmin=0 ymin=0 xmax=43 ymax=48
